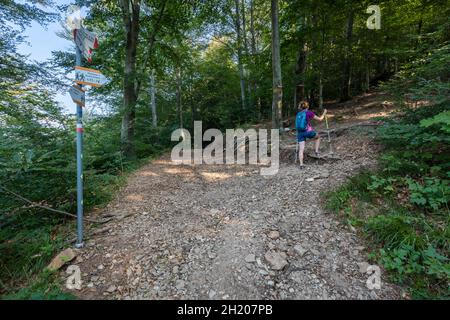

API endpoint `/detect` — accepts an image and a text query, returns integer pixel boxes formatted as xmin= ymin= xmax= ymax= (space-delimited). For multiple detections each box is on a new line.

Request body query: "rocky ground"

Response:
xmin=64 ymin=94 xmax=403 ymax=300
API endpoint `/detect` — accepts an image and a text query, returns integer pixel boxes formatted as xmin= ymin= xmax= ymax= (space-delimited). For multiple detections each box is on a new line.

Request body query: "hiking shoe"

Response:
xmin=315 ymin=151 xmax=321 ymax=158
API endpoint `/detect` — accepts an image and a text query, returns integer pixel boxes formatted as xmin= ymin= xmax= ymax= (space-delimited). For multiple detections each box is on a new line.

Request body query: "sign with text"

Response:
xmin=74 ymin=66 xmax=107 ymax=87
xmin=69 ymin=85 xmax=85 ymax=106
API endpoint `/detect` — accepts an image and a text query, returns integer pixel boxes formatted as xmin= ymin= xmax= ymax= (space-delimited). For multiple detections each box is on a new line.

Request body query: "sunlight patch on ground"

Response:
xmin=125 ymin=194 xmax=144 ymax=201
xmin=200 ymin=171 xmax=232 ymax=182
xmin=164 ymin=167 xmax=193 ymax=175
xmin=354 ymin=110 xmax=394 ymax=121
xmin=140 ymin=170 xmax=158 ymax=177
xmin=152 ymin=159 xmax=174 ymax=165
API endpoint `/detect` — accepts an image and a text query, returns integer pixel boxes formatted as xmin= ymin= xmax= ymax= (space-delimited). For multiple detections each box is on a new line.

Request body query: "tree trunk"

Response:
xmin=318 ymin=14 xmax=325 ymax=111
xmin=293 ymin=49 xmax=306 ymax=110
xmin=150 ymin=68 xmax=157 ymax=127
xmin=189 ymin=74 xmax=196 ymax=130
xmin=234 ymin=0 xmax=246 ymax=109
xmin=120 ymin=0 xmax=140 ymax=159
xmin=365 ymin=56 xmax=370 ymax=92
xmin=340 ymin=10 xmax=354 ymax=102
xmin=293 ymin=16 xmax=308 ymax=111
xmin=319 ymin=76 xmax=323 ymax=109
xmin=271 ymin=0 xmax=282 ymax=129
xmin=177 ymin=68 xmax=183 ymax=129
xmin=241 ymin=0 xmax=248 ymax=55
xmin=241 ymin=0 xmax=252 ymax=108
xmin=250 ymin=0 xmax=256 ymax=54
xmin=257 ymin=97 xmax=261 ymax=121
xmin=135 ymin=0 xmax=167 ymax=98
xmin=249 ymin=0 xmax=259 ymax=116
xmin=415 ymin=16 xmax=423 ymax=49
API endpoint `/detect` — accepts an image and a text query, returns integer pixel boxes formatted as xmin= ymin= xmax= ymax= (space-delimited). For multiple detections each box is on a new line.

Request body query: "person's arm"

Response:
xmin=314 ymin=109 xmax=327 ymax=121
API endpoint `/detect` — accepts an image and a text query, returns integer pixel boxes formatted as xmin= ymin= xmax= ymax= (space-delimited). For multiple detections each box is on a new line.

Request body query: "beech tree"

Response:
xmin=270 ymin=0 xmax=282 ymax=128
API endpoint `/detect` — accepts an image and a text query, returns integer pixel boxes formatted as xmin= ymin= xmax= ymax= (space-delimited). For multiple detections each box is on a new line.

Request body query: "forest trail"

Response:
xmin=71 ymin=93 xmax=402 ymax=299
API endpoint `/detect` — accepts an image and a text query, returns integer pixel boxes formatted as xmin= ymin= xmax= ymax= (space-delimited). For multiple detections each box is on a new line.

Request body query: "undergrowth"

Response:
xmin=326 ymin=104 xmax=449 ymax=299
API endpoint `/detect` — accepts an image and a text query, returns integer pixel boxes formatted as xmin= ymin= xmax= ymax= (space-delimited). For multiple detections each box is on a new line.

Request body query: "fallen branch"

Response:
xmin=307 ymin=153 xmax=342 ymax=160
xmin=318 ymin=121 xmax=382 ymax=135
xmin=284 ymin=121 xmax=383 ymax=136
xmin=0 ymin=185 xmax=107 ymax=224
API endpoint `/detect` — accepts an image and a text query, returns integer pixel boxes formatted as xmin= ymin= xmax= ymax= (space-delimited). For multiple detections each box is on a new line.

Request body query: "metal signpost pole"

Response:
xmin=75 ymin=45 xmax=84 ymax=248
xmin=70 ymin=23 xmax=100 ymax=248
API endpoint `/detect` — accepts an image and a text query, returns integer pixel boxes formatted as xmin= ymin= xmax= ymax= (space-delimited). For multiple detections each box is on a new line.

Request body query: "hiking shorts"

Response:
xmin=297 ymin=130 xmax=317 ymax=142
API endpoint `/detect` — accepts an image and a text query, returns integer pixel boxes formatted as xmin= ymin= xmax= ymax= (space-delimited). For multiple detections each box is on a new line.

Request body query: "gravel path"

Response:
xmin=71 ymin=129 xmax=401 ymax=300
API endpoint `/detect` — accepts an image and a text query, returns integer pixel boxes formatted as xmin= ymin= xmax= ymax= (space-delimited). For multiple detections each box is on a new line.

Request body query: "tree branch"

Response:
xmin=0 ymin=185 xmax=106 ymax=223
xmin=136 ymin=0 xmax=168 ymax=96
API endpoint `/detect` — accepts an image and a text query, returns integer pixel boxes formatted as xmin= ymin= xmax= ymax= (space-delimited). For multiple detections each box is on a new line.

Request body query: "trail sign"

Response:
xmin=67 ymin=13 xmax=102 ymax=248
xmin=69 ymin=85 xmax=85 ymax=106
xmin=74 ymin=66 xmax=107 ymax=87
xmin=73 ymin=27 xmax=98 ymax=62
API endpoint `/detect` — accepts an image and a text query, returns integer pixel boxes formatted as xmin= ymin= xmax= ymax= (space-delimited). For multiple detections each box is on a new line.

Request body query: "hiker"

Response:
xmin=296 ymin=100 xmax=327 ymax=168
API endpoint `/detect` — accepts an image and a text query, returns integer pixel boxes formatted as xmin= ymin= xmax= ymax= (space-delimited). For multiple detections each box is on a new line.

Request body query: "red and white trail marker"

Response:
xmin=73 ymin=26 xmax=99 ymax=62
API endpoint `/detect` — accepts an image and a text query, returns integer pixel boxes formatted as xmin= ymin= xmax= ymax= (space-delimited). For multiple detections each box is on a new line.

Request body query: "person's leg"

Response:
xmin=314 ymin=133 xmax=321 ymax=154
xmin=298 ymin=141 xmax=305 ymax=166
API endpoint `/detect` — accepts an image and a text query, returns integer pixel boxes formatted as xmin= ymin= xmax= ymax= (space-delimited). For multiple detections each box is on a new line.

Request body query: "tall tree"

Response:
xmin=117 ymin=0 xmax=168 ymax=158
xmin=340 ymin=8 xmax=354 ymax=102
xmin=249 ymin=0 xmax=256 ymax=55
xmin=293 ymin=15 xmax=308 ymax=111
xmin=234 ymin=0 xmax=246 ymax=109
xmin=248 ymin=0 xmax=258 ymax=113
xmin=119 ymin=0 xmax=141 ymax=158
xmin=150 ymin=69 xmax=157 ymax=127
xmin=242 ymin=0 xmax=252 ymax=107
xmin=271 ymin=0 xmax=282 ymax=128
xmin=177 ymin=67 xmax=183 ymax=128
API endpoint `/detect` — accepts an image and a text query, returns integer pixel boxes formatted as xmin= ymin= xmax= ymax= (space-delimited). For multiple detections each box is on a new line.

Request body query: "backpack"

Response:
xmin=295 ymin=111 xmax=308 ymax=131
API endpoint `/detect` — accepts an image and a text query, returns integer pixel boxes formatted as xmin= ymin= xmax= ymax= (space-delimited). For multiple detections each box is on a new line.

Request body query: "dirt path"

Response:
xmin=70 ymin=96 xmax=401 ymax=300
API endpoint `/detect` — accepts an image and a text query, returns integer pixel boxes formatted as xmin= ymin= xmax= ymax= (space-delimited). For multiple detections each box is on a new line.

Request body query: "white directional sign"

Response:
xmin=73 ymin=26 xmax=98 ymax=62
xmin=74 ymin=66 xmax=107 ymax=87
xmin=69 ymin=85 xmax=85 ymax=106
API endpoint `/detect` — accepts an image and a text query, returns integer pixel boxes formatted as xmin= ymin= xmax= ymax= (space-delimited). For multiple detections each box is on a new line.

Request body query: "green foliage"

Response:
xmin=367 ymin=176 xmax=397 ymax=195
xmin=365 ymin=214 xmax=426 ymax=249
xmin=421 ymin=110 xmax=450 ymax=133
xmin=325 ymin=187 xmax=353 ymax=214
xmin=407 ymin=178 xmax=449 ymax=211
xmin=327 ymin=176 xmax=449 ymax=298
xmin=2 ymin=271 xmax=75 ymax=300
xmin=377 ymin=243 xmax=449 ymax=299
xmin=0 ymin=111 xmax=170 ymax=296
xmin=327 ymin=46 xmax=449 ymax=298
xmin=377 ymin=244 xmax=449 ymax=283
xmin=326 ymin=172 xmax=375 ymax=214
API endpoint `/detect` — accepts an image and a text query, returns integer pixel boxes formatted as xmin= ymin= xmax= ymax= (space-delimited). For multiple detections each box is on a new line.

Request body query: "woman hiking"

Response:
xmin=295 ymin=100 xmax=327 ymax=168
